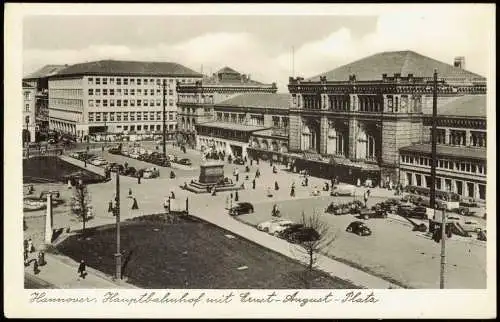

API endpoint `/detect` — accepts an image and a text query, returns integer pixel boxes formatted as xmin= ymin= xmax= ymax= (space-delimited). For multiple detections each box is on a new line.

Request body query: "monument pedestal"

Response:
xmin=183 ymin=161 xmax=243 ymax=193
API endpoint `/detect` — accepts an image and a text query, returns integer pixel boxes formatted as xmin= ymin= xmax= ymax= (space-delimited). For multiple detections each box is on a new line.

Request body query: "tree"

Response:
xmin=291 ymin=210 xmax=336 ymax=288
xmin=70 ymin=182 xmax=93 ymax=235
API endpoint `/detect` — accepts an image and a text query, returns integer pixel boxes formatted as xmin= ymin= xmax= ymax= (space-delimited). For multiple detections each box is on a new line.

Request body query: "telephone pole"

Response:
xmin=114 ymin=172 xmax=121 ymax=280
xmin=162 ymin=79 xmax=167 ymax=156
xmin=440 ymin=208 xmax=446 ymax=288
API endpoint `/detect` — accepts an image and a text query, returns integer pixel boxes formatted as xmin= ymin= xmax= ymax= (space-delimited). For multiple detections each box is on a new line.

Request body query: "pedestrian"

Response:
xmin=256 ymin=158 xmax=260 ymax=165
xmin=137 ymin=173 xmax=141 ymax=184
xmin=211 ymin=186 xmax=217 ymax=196
xmin=272 ymin=165 xmax=277 ymax=174
xmin=357 ymin=178 xmax=361 ymax=187
xmin=108 ymin=200 xmax=113 ymax=213
xmin=33 ymin=259 xmax=39 ymax=275
xmin=250 ymin=159 xmax=253 ymax=166
xmin=235 ymin=191 xmax=239 ymax=202
xmin=252 ymin=179 xmax=256 ymax=190
xmin=290 ymin=185 xmax=295 ymax=197
xmin=128 ymin=188 xmax=133 ymax=197
xmin=244 ymin=156 xmax=247 ymax=164
xmin=267 ymin=187 xmax=273 ymax=198
xmin=38 ymin=251 xmax=46 ymax=266
xmin=132 ymin=197 xmax=139 ymax=210
xmin=24 ymin=248 xmax=29 ymax=265
xmin=304 ymin=177 xmax=309 ymax=187
xmin=275 ymin=181 xmax=280 ymax=191
xmin=24 ymin=239 xmax=28 ymax=251
xmin=330 ymin=178 xmax=334 ymax=189
xmin=364 ymin=192 xmax=368 ymax=207
xmin=270 ymin=159 xmax=273 ymax=167
xmin=28 ymin=238 xmax=34 ymax=253
xmin=78 ymin=260 xmax=87 ymax=279
xmin=367 ymin=189 xmax=371 ymax=197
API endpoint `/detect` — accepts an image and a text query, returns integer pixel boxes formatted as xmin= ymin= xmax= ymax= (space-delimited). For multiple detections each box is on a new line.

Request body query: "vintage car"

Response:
xmin=330 ymin=186 xmax=355 ymax=197
xmin=358 ymin=206 xmax=388 ymax=220
xmin=229 ymin=202 xmax=254 ymax=216
xmin=346 ymin=221 xmax=372 ymax=236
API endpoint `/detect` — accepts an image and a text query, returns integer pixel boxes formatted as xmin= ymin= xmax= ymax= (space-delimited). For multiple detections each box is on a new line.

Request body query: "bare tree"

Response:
xmin=291 ymin=209 xmax=336 ymax=288
xmin=70 ymin=182 xmax=93 ymax=235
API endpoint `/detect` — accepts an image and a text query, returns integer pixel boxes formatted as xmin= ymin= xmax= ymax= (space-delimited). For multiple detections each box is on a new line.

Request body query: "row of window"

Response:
xmin=88 ymin=88 xmax=174 ymax=96
xmin=49 ymin=89 xmax=84 ymax=98
xmin=434 ymin=128 xmax=487 ymax=148
xmin=400 ymin=155 xmax=486 ymax=175
xmin=88 ymin=111 xmax=175 ymax=122
xmin=404 ymin=172 xmax=486 ymax=200
xmin=88 ymin=99 xmax=174 ymax=108
xmin=88 ymin=77 xmax=198 ymax=86
xmin=178 ymin=94 xmax=215 ymax=104
xmin=116 ymin=124 xmax=176 ymax=132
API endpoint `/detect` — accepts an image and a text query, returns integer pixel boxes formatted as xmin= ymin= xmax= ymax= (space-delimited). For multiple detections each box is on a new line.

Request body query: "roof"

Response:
xmin=216 ymin=93 xmax=290 ymax=109
xmin=196 ymin=121 xmax=267 ymax=132
xmin=216 ymin=66 xmax=240 ymax=74
xmin=23 ymin=65 xmax=68 ymax=79
xmin=424 ymin=95 xmax=486 ymax=118
xmin=52 ymin=60 xmax=202 ymax=78
xmin=308 ymin=51 xmax=485 ymax=82
xmin=400 ymin=143 xmax=486 ymax=160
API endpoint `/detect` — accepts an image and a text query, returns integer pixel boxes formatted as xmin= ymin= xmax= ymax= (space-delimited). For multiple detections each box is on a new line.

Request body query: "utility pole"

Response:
xmin=162 ymin=79 xmax=167 ymax=157
xmin=430 ymin=69 xmax=438 ymax=213
xmin=440 ymin=208 xmax=446 ymax=289
xmin=114 ymin=172 xmax=121 ymax=280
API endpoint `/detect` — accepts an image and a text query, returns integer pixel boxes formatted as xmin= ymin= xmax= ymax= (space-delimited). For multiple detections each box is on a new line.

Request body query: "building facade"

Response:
xmin=177 ymin=67 xmax=277 ymax=147
xmin=23 ymin=65 xmax=68 ymax=140
xmin=22 ymin=82 xmax=37 ymax=143
xmin=47 ymin=60 xmax=202 ymax=141
xmin=195 ymin=93 xmax=290 ymax=158
xmin=399 ymin=95 xmax=487 ymax=201
xmin=287 ymin=51 xmax=486 ymax=186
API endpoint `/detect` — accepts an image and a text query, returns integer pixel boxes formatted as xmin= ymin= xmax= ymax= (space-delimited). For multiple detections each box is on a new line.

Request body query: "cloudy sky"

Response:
xmin=22 ymin=4 xmax=494 ymax=92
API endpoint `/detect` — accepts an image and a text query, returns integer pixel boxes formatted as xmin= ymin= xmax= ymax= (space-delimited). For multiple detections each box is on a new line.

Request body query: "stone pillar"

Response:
xmin=350 ymin=94 xmax=358 ymax=111
xmin=444 ymin=128 xmax=450 ymax=144
xmin=465 ymin=129 xmax=471 ymax=146
xmin=474 ymin=183 xmax=479 ymax=200
xmin=451 ymin=180 xmax=457 ymax=193
xmin=411 ymin=173 xmax=417 ymax=186
xmin=319 ymin=116 xmax=328 ymax=154
xmin=463 ymin=181 xmax=469 ymax=197
xmin=348 ymin=118 xmax=358 ymax=160
xmin=44 ymin=194 xmax=53 ymax=245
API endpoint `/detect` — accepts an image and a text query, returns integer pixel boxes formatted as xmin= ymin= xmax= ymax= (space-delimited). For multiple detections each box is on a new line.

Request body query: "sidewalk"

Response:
xmin=25 ymin=250 xmax=137 ymax=289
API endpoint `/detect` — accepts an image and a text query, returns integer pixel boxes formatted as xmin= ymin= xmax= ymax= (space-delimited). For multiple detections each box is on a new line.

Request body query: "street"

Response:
xmin=24 ymin=144 xmax=487 ymax=289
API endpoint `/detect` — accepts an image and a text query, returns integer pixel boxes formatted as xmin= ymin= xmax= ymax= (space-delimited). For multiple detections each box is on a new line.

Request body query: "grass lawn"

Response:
xmin=57 ymin=214 xmax=357 ymax=289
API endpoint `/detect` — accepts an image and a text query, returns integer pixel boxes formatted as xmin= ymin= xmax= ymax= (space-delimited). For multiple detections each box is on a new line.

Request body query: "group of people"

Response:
xmin=23 ymin=238 xmax=46 ymax=275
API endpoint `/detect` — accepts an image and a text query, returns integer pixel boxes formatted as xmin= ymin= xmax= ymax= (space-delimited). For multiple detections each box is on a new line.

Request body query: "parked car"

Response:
xmin=278 ymin=224 xmax=304 ymax=239
xmin=91 ymin=158 xmax=108 ymax=166
xmin=358 ymin=206 xmax=388 ymax=220
xmin=129 ymin=152 xmax=140 ymax=159
xmin=108 ymin=147 xmax=121 ymax=154
xmin=378 ymin=198 xmax=401 ymax=213
xmin=346 ymin=221 xmax=372 ymax=236
xmin=268 ymin=220 xmax=295 ymax=235
xmin=233 ymin=157 xmax=245 ymax=165
xmin=461 ymin=219 xmax=482 ymax=233
xmin=257 ymin=218 xmax=287 ymax=232
xmin=178 ymin=158 xmax=192 ymax=166
xmin=123 ymin=167 xmax=137 ymax=177
xmin=229 ymin=202 xmax=254 ymax=216
xmin=143 ymin=168 xmax=159 ymax=179
xmin=110 ymin=163 xmax=124 ymax=173
xmin=325 ymin=202 xmax=352 ymax=215
xmin=69 ymin=152 xmax=82 ymax=159
xmin=283 ymin=226 xmax=320 ymax=243
xmin=330 ymin=186 xmax=355 ymax=197
xmin=397 ymin=205 xmax=428 ymax=220
xmin=459 ymin=197 xmax=478 ymax=208
xmin=452 ymin=206 xmax=475 ymax=216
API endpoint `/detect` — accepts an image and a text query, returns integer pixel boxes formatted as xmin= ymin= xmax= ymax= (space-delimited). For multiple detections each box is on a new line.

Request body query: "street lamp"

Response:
xmin=110 ymin=172 xmax=121 ymax=280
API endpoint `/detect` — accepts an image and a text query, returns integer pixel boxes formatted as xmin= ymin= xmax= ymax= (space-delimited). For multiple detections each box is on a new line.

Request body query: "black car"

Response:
xmin=233 ymin=157 xmax=245 ymax=165
xmin=284 ymin=226 xmax=320 ymax=243
xmin=346 ymin=221 xmax=372 ymax=236
xmin=108 ymin=147 xmax=121 ymax=154
xmin=358 ymin=206 xmax=387 ymax=220
xmin=123 ymin=166 xmax=137 ymax=177
xmin=178 ymin=158 xmax=192 ymax=166
xmin=397 ymin=205 xmax=428 ymax=220
xmin=229 ymin=202 xmax=254 ymax=216
xmin=278 ymin=224 xmax=304 ymax=239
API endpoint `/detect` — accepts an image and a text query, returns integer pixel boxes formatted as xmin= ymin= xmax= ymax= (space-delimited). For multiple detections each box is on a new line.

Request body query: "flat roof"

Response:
xmin=400 ymin=143 xmax=486 ymax=160
xmin=216 ymin=93 xmax=290 ymax=109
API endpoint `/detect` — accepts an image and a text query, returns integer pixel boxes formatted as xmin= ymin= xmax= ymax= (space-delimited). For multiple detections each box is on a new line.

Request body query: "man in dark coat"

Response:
xmin=78 ymin=260 xmax=87 ymax=279
xmin=252 ymin=179 xmax=256 ymax=190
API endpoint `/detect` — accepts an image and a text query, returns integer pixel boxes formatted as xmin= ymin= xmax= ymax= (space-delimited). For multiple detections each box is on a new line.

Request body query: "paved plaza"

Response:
xmin=24 ymin=144 xmax=487 ymax=289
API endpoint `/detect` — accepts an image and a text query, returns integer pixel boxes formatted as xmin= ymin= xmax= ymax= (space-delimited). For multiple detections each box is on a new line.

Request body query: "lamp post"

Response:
xmin=113 ymin=172 xmax=121 ymax=280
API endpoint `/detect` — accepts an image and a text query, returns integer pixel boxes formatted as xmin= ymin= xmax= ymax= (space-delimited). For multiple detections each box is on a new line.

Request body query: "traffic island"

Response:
xmin=182 ymin=161 xmax=244 ymax=193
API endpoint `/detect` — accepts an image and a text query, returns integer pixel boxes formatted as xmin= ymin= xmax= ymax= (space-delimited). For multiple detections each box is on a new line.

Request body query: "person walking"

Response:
xmin=28 ymin=238 xmax=34 ymax=253
xmin=252 ymin=179 xmax=256 ymax=190
xmin=363 ymin=191 xmax=369 ymax=208
xmin=38 ymin=251 xmax=46 ymax=266
xmin=131 ymin=197 xmax=139 ymax=210
xmin=24 ymin=248 xmax=29 ymax=266
xmin=78 ymin=260 xmax=87 ymax=279
xmin=128 ymin=188 xmax=133 ymax=198
xmin=108 ymin=200 xmax=113 ymax=213
xmin=137 ymin=173 xmax=141 ymax=184
xmin=275 ymin=181 xmax=280 ymax=191
xmin=33 ymin=259 xmax=39 ymax=275
xmin=235 ymin=191 xmax=239 ymax=202
xmin=290 ymin=185 xmax=295 ymax=197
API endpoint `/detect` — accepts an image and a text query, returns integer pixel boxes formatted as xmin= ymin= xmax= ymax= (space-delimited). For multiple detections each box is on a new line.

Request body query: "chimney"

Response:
xmin=454 ymin=56 xmax=465 ymax=69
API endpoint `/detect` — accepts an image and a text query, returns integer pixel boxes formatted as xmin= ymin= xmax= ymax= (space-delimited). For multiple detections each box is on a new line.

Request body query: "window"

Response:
xmin=95 ymin=89 xmax=101 ymax=96
xmin=103 ymin=78 xmax=108 ymax=85
xmin=123 ymin=112 xmax=128 ymax=121
xmin=156 ymin=111 xmax=162 ymax=120
xmin=110 ymin=78 xmax=115 ymax=85
xmin=95 ymin=100 xmax=101 ymax=108
xmin=96 ymin=113 xmax=101 ymax=122
xmin=88 ymin=100 xmax=94 ymax=107
xmin=231 ymin=114 xmax=237 ymax=123
xmin=156 ymin=125 xmax=161 ymax=131
xmin=143 ymin=112 xmax=148 ymax=121
xmin=103 ymin=99 xmax=108 ymax=107
xmin=137 ymin=113 xmax=141 ymax=121
xmin=116 ymin=112 xmax=122 ymax=121
xmin=143 ymin=100 xmax=148 ymax=106
xmin=124 ymin=89 xmax=128 ymax=96
xmin=117 ymin=100 xmax=122 ymax=107
xmin=131 ymin=89 xmax=135 ymax=96
xmin=137 ymin=125 xmax=142 ymax=131
xmin=150 ymin=99 xmax=154 ymax=106
xmin=150 ymin=89 xmax=154 ymax=96
xmin=123 ymin=126 xmax=128 ymax=131
xmin=110 ymin=89 xmax=115 ymax=96
xmin=156 ymin=79 xmax=161 ymax=86
xmin=110 ymin=99 xmax=115 ymax=107
xmin=88 ymin=89 xmax=94 ymax=95
xmin=169 ymin=99 xmax=174 ymax=106
xmin=117 ymin=89 xmax=122 ymax=95
xmin=150 ymin=78 xmax=154 ymax=84
xmin=273 ymin=116 xmax=280 ymax=127
xmin=96 ymin=78 xmax=101 ymax=85
xmin=103 ymin=89 xmax=108 ymax=95
xmin=117 ymin=78 xmax=122 ymax=85
xmin=123 ymin=100 xmax=128 ymax=107
xmin=144 ymin=79 xmax=148 ymax=85
xmin=143 ymin=125 xmax=148 ymax=131
xmin=217 ymin=112 xmax=222 ymax=121
xmin=137 ymin=100 xmax=142 ymax=107
xmin=88 ymin=78 xmax=93 ymax=85
xmin=124 ymin=78 xmax=128 ymax=85
xmin=169 ymin=89 xmax=174 ymax=95
xmin=143 ymin=89 xmax=148 ymax=96
xmin=156 ymin=99 xmax=161 ymax=106
xmin=169 ymin=113 xmax=173 ymax=121
xmin=137 ymin=89 xmax=142 ymax=95
xmin=130 ymin=99 xmax=135 ymax=107
xmin=466 ymin=163 xmax=471 ymax=172
xmin=156 ymin=89 xmax=161 ymax=95
xmin=88 ymin=112 xmax=94 ymax=122
xmin=137 ymin=79 xmax=141 ymax=85
xmin=110 ymin=112 xmax=115 ymax=121
xmin=149 ymin=112 xmax=154 ymax=120
xmin=130 ymin=112 xmax=135 ymax=121
xmin=460 ymin=163 xmax=466 ymax=171
xmin=130 ymin=79 xmax=135 ymax=85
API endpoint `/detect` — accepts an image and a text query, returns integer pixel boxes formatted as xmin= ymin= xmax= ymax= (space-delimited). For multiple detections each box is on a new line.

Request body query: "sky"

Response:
xmin=23 ymin=5 xmax=494 ymax=93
